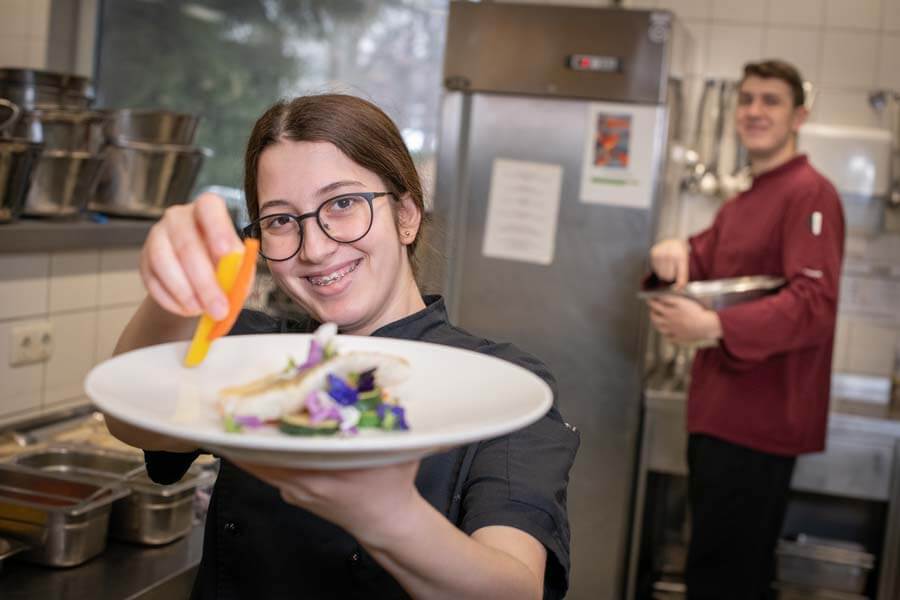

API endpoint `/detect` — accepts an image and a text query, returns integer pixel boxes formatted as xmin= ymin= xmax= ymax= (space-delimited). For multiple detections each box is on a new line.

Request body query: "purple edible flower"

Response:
xmin=327 ymin=374 xmax=359 ymax=406
xmin=234 ymin=415 xmax=263 ymax=428
xmin=356 ymin=368 xmax=376 ymax=392
xmin=376 ymin=404 xmax=409 ymax=431
xmin=305 ymin=391 xmax=341 ymax=423
xmin=297 ymin=339 xmax=324 ymax=370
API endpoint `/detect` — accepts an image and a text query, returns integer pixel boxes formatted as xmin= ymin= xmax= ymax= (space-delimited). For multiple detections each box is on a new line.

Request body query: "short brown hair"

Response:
xmin=243 ymin=94 xmax=427 ymax=273
xmin=741 ymin=60 xmax=806 ymax=107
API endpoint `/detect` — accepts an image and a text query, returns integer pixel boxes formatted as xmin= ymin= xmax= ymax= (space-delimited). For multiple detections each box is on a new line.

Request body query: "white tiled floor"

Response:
xmin=0 ymin=254 xmax=49 ymax=321
xmin=44 ymin=310 xmax=98 ymax=407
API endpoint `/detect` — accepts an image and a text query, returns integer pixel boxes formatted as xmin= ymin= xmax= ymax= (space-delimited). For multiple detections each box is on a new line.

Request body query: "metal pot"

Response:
xmin=10 ymin=107 xmax=108 ymax=153
xmin=0 ymin=137 xmax=42 ymax=222
xmin=0 ymin=98 xmax=21 ymax=136
xmin=0 ymin=68 xmax=94 ymax=109
xmin=90 ymin=139 xmax=210 ymax=218
xmin=108 ymin=109 xmax=200 ymax=145
xmin=23 ymin=150 xmax=105 ymax=218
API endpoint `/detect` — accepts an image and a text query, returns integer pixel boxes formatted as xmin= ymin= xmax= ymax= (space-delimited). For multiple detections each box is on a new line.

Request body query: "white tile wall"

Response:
xmin=764 ymin=28 xmax=822 ymax=81
xmin=49 ymin=251 xmax=100 ymax=313
xmin=99 ymin=249 xmax=146 ymax=307
xmin=44 ymin=310 xmax=97 ymax=407
xmin=821 ymin=31 xmax=878 ymax=88
xmin=0 ymin=254 xmax=49 ymax=320
xmin=0 ymin=0 xmax=52 ymax=69
xmin=711 ymin=0 xmax=766 ymax=24
xmin=0 ymin=319 xmax=45 ymax=417
xmin=627 ymin=0 xmax=900 ymax=127
xmin=96 ymin=304 xmax=140 ymax=362
xmin=767 ymin=0 xmax=826 ymax=27
xmin=825 ymin=0 xmax=883 ymax=30
xmin=707 ymin=24 xmax=764 ymax=77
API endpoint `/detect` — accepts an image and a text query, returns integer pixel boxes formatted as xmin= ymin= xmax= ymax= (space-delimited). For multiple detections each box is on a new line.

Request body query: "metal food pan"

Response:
xmin=0 ymin=464 xmax=127 ymax=567
xmin=776 ymin=537 xmax=874 ymax=594
xmin=9 ymin=445 xmax=214 ymax=545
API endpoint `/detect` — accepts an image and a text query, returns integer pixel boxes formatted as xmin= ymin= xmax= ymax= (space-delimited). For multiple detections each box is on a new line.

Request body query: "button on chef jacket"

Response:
xmin=145 ymin=295 xmax=580 ymax=600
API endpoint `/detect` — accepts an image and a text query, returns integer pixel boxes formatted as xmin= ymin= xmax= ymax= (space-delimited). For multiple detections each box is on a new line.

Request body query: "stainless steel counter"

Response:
xmin=1 ymin=523 xmax=203 ymax=599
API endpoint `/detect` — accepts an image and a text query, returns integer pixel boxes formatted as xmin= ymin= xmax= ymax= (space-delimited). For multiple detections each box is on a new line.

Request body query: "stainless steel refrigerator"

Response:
xmin=432 ymin=3 xmax=681 ymax=598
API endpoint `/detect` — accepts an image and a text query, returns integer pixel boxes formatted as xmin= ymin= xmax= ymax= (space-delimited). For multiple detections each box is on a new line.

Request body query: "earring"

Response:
xmin=404 ymin=231 xmax=411 ymax=237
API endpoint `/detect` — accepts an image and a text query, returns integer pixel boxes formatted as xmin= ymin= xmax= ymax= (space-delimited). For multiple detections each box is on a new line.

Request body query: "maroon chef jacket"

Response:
xmin=686 ymin=154 xmax=844 ymax=456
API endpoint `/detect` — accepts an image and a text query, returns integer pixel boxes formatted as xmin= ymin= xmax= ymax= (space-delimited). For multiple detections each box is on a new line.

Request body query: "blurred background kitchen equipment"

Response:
xmin=90 ymin=108 xmax=208 ymax=219
xmin=799 ymin=123 xmax=893 ymax=237
xmin=0 ymin=464 xmax=128 ymax=567
xmin=776 ymin=535 xmax=875 ymax=595
xmin=0 ymin=68 xmax=95 ymax=110
xmin=22 ymin=150 xmax=105 ymax=218
xmin=8 ymin=445 xmax=214 ymax=546
xmin=0 ymin=98 xmax=21 ymax=136
xmin=638 ymin=275 xmax=787 ymax=310
xmin=106 ymin=109 xmax=199 ymax=145
xmin=90 ymin=138 xmax=209 ymax=218
xmin=0 ymin=135 xmax=42 ymax=223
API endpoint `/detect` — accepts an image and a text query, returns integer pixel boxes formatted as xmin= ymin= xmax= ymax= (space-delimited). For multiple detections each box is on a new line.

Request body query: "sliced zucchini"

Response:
xmin=279 ymin=413 xmax=340 ymax=436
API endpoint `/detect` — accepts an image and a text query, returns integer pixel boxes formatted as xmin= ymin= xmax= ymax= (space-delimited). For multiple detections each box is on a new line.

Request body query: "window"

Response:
xmin=96 ymin=0 xmax=448 ymax=213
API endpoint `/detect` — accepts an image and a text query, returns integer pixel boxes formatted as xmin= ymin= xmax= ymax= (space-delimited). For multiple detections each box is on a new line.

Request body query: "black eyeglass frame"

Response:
xmin=241 ymin=191 xmax=395 ymax=262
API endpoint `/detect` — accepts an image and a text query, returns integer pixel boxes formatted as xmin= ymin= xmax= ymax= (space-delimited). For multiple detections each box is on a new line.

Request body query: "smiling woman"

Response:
xmin=104 ymin=94 xmax=580 ymax=600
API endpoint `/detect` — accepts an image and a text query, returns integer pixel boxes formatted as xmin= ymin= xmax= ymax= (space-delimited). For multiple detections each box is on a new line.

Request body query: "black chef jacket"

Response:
xmin=145 ymin=295 xmax=579 ymax=600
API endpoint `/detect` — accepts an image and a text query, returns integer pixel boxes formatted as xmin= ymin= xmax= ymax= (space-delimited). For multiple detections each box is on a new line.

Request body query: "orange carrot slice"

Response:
xmin=183 ymin=249 xmax=244 ymax=367
xmin=208 ymin=238 xmax=259 ymax=341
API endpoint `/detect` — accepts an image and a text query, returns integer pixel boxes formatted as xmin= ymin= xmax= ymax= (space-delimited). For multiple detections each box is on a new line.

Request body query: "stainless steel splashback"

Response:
xmin=443 ymin=2 xmax=674 ymax=104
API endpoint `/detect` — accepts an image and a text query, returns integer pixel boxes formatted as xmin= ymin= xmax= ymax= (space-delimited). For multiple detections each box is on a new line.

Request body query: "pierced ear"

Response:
xmin=396 ymin=193 xmax=422 ymax=245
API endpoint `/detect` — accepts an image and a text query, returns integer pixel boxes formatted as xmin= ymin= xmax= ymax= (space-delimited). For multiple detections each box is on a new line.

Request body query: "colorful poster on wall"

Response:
xmin=579 ymin=102 xmax=664 ymax=209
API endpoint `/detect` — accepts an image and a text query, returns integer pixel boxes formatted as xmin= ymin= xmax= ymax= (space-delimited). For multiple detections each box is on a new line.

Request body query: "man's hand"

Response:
xmin=650 ymin=239 xmax=690 ymax=289
xmin=648 ymin=296 xmax=722 ymax=344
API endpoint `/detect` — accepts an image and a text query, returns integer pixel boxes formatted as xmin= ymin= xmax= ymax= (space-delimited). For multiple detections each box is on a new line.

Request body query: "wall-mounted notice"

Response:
xmin=579 ymin=102 xmax=662 ymax=209
xmin=482 ymin=158 xmax=563 ymax=266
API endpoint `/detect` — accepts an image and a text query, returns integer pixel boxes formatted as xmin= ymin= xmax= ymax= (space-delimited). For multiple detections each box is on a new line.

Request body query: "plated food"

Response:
xmin=218 ymin=324 xmax=412 ymax=437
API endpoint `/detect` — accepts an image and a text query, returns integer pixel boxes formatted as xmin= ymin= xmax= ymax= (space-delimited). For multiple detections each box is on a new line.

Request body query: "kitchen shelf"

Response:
xmin=0 ymin=216 xmax=154 ymax=253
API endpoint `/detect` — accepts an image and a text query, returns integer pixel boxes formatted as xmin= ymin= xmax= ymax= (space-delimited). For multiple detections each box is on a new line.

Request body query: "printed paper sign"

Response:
xmin=482 ymin=158 xmax=563 ymax=266
xmin=579 ymin=102 xmax=663 ymax=209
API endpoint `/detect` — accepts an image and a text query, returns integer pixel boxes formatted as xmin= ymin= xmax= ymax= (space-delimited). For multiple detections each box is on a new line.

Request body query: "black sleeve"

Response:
xmin=459 ymin=405 xmax=580 ymax=600
xmin=144 ymin=449 xmax=201 ymax=485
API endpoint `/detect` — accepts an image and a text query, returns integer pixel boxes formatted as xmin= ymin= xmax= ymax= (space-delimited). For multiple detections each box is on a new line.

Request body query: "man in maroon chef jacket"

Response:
xmin=646 ymin=60 xmax=845 ymax=600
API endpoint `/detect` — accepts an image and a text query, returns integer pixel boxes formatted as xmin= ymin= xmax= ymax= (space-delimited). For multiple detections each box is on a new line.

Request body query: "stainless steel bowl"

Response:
xmin=107 ymin=109 xmax=200 ymax=145
xmin=10 ymin=107 xmax=108 ymax=153
xmin=90 ymin=139 xmax=209 ymax=219
xmin=0 ymin=68 xmax=94 ymax=109
xmin=23 ymin=150 xmax=105 ymax=218
xmin=638 ymin=276 xmax=786 ymax=310
xmin=9 ymin=445 xmax=215 ymax=546
xmin=0 ymin=137 xmax=42 ymax=223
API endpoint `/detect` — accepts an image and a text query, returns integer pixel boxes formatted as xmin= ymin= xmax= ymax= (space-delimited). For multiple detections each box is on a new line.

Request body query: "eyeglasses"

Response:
xmin=241 ymin=192 xmax=395 ymax=261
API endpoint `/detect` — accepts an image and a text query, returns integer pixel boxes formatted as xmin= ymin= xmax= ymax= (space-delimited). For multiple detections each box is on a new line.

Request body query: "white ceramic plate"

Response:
xmin=85 ymin=334 xmax=553 ymax=469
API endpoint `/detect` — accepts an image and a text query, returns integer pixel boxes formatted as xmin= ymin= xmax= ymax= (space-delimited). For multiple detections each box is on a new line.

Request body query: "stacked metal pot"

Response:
xmin=0 ymin=68 xmax=209 ymax=223
xmin=91 ymin=109 xmax=210 ymax=218
xmin=0 ymin=68 xmax=106 ymax=220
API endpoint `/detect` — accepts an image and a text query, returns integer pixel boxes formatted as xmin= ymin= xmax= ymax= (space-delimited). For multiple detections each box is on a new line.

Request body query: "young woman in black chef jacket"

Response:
xmin=105 ymin=94 xmax=579 ymax=600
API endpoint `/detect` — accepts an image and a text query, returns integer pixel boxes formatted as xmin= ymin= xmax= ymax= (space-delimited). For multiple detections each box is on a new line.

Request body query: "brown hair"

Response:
xmin=243 ymin=94 xmax=427 ymax=273
xmin=741 ymin=60 xmax=806 ymax=107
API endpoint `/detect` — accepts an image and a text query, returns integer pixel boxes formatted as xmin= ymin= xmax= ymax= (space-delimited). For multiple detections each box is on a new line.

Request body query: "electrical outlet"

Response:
xmin=9 ymin=322 xmax=54 ymax=367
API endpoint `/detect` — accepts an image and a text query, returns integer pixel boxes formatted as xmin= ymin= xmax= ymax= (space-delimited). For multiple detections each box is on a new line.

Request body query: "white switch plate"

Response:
xmin=9 ymin=322 xmax=53 ymax=367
